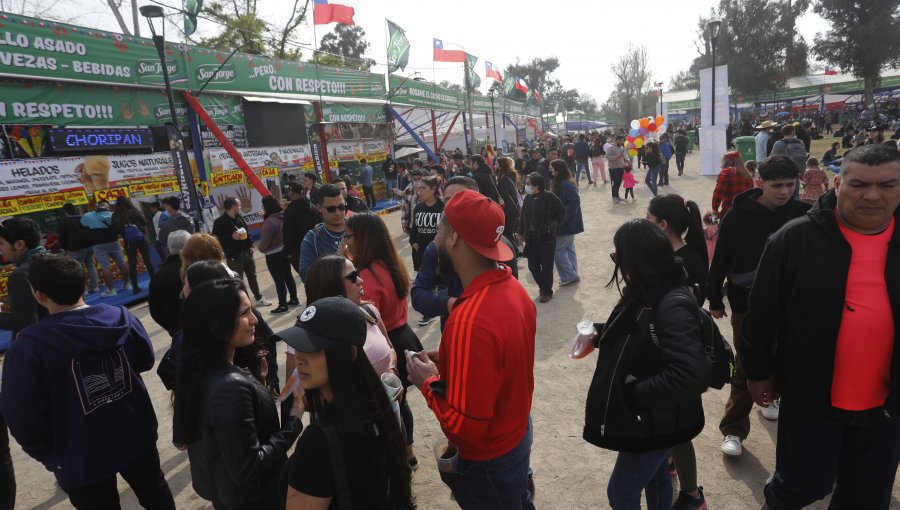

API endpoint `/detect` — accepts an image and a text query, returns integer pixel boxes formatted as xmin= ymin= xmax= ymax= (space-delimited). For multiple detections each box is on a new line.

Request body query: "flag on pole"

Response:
xmin=433 ymin=38 xmax=466 ymax=62
xmin=515 ymin=76 xmax=529 ymax=95
xmin=824 ymin=67 xmax=838 ymax=76
xmin=386 ymin=19 xmax=410 ymax=73
xmin=533 ymin=89 xmax=542 ymax=102
xmin=465 ymin=53 xmax=481 ymax=89
xmin=503 ymin=74 xmax=516 ymax=96
xmin=485 ymin=61 xmax=503 ymax=82
xmin=183 ymin=0 xmax=203 ymax=36
xmin=313 ymin=0 xmax=355 ymax=25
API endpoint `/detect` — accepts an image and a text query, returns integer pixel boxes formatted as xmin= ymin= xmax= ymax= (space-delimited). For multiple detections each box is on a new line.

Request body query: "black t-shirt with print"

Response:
xmin=410 ymin=200 xmax=445 ymax=248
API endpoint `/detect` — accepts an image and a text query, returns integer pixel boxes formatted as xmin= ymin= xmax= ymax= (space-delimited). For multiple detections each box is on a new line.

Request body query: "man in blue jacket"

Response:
xmin=658 ymin=133 xmax=675 ymax=186
xmin=1 ymin=254 xmax=175 ymax=509
xmin=299 ymin=184 xmax=347 ymax=283
xmin=359 ymin=158 xmax=376 ymax=209
xmin=573 ymin=134 xmax=594 ymax=185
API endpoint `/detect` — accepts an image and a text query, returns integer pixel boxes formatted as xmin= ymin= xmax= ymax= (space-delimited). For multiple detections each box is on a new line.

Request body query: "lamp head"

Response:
xmin=707 ymin=20 xmax=722 ymax=41
xmin=139 ymin=5 xmax=166 ymax=37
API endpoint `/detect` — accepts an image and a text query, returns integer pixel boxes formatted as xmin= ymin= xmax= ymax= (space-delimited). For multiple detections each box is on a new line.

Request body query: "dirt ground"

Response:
xmin=6 ymin=146 xmax=900 ymax=509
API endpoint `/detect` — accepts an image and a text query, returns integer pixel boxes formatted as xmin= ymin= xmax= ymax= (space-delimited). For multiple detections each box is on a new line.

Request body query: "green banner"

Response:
xmin=503 ymin=98 xmax=526 ymax=115
xmin=0 ymin=12 xmax=386 ymax=100
xmin=389 ymin=74 xmax=465 ymax=110
xmin=0 ymin=78 xmax=242 ymax=126
xmin=386 ymin=19 xmax=410 ymax=74
xmin=320 ymin=104 xmax=387 ymax=123
xmin=465 ymin=53 xmax=480 ymax=90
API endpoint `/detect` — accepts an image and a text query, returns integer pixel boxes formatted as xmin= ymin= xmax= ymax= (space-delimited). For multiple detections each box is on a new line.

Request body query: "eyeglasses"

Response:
xmin=344 ymin=270 xmax=359 ymax=283
xmin=323 ymin=204 xmax=347 ymax=213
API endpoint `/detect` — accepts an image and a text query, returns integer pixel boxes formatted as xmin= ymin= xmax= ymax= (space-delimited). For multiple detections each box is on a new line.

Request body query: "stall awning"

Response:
xmin=242 ymin=95 xmax=312 ymax=105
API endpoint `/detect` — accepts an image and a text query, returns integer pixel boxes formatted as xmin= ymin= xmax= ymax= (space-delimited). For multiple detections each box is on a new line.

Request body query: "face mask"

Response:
xmin=524 ymin=184 xmax=533 ymax=194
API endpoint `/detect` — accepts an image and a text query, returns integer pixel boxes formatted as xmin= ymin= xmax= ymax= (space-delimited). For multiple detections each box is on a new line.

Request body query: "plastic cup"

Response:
xmin=577 ymin=319 xmax=594 ymax=336
xmin=432 ymin=438 xmax=459 ymax=473
xmin=236 ymin=227 xmax=248 ymax=240
xmin=381 ymin=372 xmax=402 ymax=401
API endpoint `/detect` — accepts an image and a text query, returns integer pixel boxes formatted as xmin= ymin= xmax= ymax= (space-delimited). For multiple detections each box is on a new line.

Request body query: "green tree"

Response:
xmin=199 ymin=0 xmax=306 ymax=60
xmin=317 ymin=25 xmax=376 ymax=71
xmin=504 ymin=57 xmax=561 ymax=98
xmin=668 ymin=69 xmax=700 ymax=91
xmin=813 ymin=0 xmax=900 ymax=115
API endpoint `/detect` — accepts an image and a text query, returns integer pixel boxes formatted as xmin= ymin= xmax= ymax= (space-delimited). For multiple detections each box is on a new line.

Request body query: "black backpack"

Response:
xmin=652 ymin=289 xmax=735 ymax=390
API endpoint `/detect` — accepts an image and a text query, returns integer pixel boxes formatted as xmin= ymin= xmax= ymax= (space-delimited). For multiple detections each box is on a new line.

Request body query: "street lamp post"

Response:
xmin=488 ymin=88 xmax=499 ymax=147
xmin=140 ymin=5 xmax=204 ymax=229
xmin=654 ymin=81 xmax=664 ymax=118
xmin=707 ymin=20 xmax=721 ymax=127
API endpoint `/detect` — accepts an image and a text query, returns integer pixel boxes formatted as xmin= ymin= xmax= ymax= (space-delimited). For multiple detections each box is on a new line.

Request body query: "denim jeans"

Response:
xmin=575 ymin=158 xmax=592 ymax=183
xmin=385 ymin=178 xmax=398 ymax=202
xmin=92 ymin=240 xmax=127 ymax=270
xmin=67 ymin=247 xmax=99 ymax=290
xmin=645 ymin=165 xmax=660 ymax=196
xmin=607 ymin=447 xmax=672 ymax=510
xmin=764 ymin=401 xmax=900 ymax=509
xmin=439 ymin=419 xmax=535 ymax=509
xmin=554 ymin=234 xmax=579 ymax=283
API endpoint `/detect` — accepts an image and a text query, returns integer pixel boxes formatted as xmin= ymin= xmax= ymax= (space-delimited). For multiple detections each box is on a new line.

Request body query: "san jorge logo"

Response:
xmin=135 ymin=59 xmax=179 ymax=80
xmin=195 ymin=63 xmax=237 ymax=84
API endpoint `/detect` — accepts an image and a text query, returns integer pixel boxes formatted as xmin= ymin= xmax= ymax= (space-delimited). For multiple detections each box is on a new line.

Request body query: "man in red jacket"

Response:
xmin=407 ymin=190 xmax=536 ymax=509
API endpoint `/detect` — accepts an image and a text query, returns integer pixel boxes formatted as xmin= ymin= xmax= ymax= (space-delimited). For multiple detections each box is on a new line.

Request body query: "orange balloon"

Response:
xmin=639 ymin=118 xmax=650 ymax=128
xmin=655 ymin=115 xmax=664 ymax=125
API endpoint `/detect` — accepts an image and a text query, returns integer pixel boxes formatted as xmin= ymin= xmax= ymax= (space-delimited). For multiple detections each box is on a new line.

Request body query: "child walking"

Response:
xmin=622 ymin=166 xmax=636 ymax=200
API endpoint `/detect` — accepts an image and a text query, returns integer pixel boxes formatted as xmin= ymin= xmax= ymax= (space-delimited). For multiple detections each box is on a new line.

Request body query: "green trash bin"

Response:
xmin=686 ymin=130 xmax=696 ymax=152
xmin=734 ymin=136 xmax=757 ymax=165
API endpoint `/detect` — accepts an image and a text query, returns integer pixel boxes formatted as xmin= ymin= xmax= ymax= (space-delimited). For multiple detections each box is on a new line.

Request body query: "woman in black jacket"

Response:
xmin=580 ymin=219 xmax=708 ymax=510
xmin=111 ymin=197 xmax=155 ymax=293
xmin=495 ymin=156 xmax=522 ymax=239
xmin=173 ymin=278 xmax=302 ymax=510
xmin=517 ymin=172 xmax=564 ymax=303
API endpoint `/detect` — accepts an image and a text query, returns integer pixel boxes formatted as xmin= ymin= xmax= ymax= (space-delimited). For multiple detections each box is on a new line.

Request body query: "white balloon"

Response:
xmin=630 ymin=120 xmax=640 ymax=130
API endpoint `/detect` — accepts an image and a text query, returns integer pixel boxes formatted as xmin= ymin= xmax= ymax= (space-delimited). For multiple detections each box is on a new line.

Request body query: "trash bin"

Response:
xmin=686 ymin=130 xmax=696 ymax=152
xmin=734 ymin=136 xmax=757 ymax=165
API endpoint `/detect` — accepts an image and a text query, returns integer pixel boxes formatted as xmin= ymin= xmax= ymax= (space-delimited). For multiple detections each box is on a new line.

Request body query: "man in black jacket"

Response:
xmin=212 ymin=197 xmax=271 ymax=307
xmin=536 ymin=149 xmax=558 ymax=184
xmin=471 ymin=154 xmax=500 ymax=203
xmin=148 ymin=229 xmax=191 ymax=338
xmin=58 ymin=203 xmax=100 ymax=294
xmin=707 ymin=155 xmax=811 ymax=458
xmin=743 ymin=145 xmax=900 ymax=510
xmin=282 ymin=182 xmax=320 ymax=273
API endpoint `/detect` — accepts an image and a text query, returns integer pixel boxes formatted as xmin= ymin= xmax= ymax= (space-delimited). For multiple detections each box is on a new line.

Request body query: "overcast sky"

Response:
xmin=51 ymin=0 xmax=830 ymax=101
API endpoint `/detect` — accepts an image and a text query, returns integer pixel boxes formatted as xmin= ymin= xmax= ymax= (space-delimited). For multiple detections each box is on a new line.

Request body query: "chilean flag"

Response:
xmin=515 ymin=76 xmax=529 ymax=95
xmin=314 ymin=0 xmax=355 ymax=25
xmin=485 ymin=61 xmax=503 ymax=82
xmin=433 ymin=39 xmax=467 ymax=63
xmin=824 ymin=67 xmax=838 ymax=76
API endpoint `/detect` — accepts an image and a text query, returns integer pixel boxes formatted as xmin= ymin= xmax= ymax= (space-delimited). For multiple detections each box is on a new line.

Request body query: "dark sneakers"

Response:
xmin=672 ymin=486 xmax=707 ymax=510
xmin=271 ymin=305 xmax=290 ymax=314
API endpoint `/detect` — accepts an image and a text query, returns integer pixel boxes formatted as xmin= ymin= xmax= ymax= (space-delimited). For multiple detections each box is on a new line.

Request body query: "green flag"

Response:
xmin=386 ymin=19 xmax=410 ymax=73
xmin=465 ymin=53 xmax=481 ymax=90
xmin=184 ymin=0 xmax=203 ymax=37
xmin=503 ymin=74 xmax=515 ymax=97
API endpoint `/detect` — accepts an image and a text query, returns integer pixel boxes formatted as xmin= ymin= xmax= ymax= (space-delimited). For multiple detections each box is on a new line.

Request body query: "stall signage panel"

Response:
xmin=48 ymin=127 xmax=152 ymax=152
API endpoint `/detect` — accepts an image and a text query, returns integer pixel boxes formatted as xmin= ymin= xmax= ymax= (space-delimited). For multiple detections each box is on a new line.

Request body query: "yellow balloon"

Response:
xmin=634 ymin=138 xmax=644 ymax=148
xmin=628 ymin=149 xmax=638 ymax=157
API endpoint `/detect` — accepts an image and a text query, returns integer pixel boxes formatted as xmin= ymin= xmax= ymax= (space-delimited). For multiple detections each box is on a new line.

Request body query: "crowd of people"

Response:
xmin=0 ymin=118 xmax=897 ymax=510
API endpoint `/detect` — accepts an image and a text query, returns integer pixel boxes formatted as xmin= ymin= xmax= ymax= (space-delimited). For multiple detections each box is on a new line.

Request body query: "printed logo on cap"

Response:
xmin=300 ymin=306 xmax=316 ymax=322
xmin=494 ymin=226 xmax=505 ymax=243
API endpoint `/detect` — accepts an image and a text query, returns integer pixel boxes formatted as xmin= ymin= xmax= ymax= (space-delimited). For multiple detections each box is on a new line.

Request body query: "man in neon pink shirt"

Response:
xmin=743 ymin=144 xmax=900 ymax=509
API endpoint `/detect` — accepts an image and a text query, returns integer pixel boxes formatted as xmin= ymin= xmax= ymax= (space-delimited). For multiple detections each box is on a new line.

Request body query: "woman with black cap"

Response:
xmin=277 ymin=296 xmax=414 ymax=510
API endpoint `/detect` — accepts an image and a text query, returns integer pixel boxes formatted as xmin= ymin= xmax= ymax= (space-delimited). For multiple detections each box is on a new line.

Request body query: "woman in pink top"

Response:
xmin=304 ymin=254 xmax=396 ymax=376
xmin=344 ymin=212 xmax=423 ymax=469
xmin=800 ymin=157 xmax=829 ymax=204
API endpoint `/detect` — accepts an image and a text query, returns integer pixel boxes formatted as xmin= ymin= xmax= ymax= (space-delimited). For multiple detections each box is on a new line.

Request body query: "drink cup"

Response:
xmin=433 ymin=438 xmax=459 ymax=473
xmin=381 ymin=372 xmax=403 ymax=401
xmin=236 ymin=227 xmax=248 ymax=240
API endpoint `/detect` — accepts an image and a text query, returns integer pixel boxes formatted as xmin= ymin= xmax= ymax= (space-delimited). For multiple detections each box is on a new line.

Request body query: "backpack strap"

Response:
xmin=320 ymin=424 xmax=355 ymax=510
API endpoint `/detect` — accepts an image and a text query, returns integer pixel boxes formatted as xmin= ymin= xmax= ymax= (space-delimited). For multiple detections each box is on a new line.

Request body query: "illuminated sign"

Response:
xmin=48 ymin=128 xmax=153 ymax=152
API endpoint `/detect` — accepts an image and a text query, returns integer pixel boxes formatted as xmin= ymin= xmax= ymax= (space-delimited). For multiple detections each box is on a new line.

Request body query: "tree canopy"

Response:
xmin=317 ymin=25 xmax=376 ymax=71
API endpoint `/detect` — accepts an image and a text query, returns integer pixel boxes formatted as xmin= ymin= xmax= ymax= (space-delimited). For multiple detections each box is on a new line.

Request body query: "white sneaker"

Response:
xmin=721 ymin=435 xmax=743 ymax=457
xmin=256 ymin=297 xmax=272 ymax=307
xmin=761 ymin=398 xmax=780 ymax=421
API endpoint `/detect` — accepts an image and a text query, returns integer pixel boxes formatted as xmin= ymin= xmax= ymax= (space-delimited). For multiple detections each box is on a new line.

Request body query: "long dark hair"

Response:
xmin=648 ymin=194 xmax=708 ymax=267
xmin=305 ymin=254 xmax=349 ymax=304
xmin=550 ymin=159 xmax=574 ymax=192
xmin=111 ymin=196 xmax=143 ymax=231
xmin=345 ymin=213 xmax=410 ymax=299
xmin=607 ymin=219 xmax=684 ymax=307
xmin=306 ymin=329 xmax=415 ymax=509
xmin=261 ymin=195 xmax=281 ymax=219
xmin=173 ymin=278 xmax=246 ymax=444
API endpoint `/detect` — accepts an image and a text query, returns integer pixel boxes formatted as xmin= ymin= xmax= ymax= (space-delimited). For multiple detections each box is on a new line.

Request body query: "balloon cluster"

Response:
xmin=625 ymin=115 xmax=667 ymax=157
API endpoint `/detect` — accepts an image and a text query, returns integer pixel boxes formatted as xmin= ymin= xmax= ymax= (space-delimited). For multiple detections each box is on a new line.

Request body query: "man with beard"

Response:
xmin=406 ymin=190 xmax=536 ymax=509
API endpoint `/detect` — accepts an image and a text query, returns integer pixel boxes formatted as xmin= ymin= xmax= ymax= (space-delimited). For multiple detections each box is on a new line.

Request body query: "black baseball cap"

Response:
xmin=274 ymin=296 xmax=366 ymax=352
xmin=287 ymin=182 xmax=304 ymax=194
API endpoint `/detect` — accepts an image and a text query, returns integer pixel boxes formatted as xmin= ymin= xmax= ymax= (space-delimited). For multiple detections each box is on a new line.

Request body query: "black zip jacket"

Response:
xmin=497 ymin=175 xmax=521 ymax=236
xmin=583 ymin=288 xmax=708 ymax=453
xmin=188 ymin=366 xmax=301 ymax=509
xmin=518 ymin=191 xmax=564 ymax=241
xmin=212 ymin=213 xmax=253 ymax=258
xmin=742 ymin=190 xmax=900 ymax=416
xmin=58 ymin=215 xmax=94 ymax=251
xmin=473 ymin=164 xmax=500 ymax=203
xmin=282 ymin=197 xmax=320 ymax=263
xmin=707 ymin=188 xmax=810 ymax=312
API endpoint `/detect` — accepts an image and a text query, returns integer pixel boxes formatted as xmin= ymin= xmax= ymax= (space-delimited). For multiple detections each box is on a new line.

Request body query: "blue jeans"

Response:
xmin=554 ymin=234 xmax=579 ymax=283
xmin=385 ymin=178 xmax=398 ymax=202
xmin=575 ymin=158 xmax=592 ymax=183
xmin=645 ymin=165 xmax=660 ymax=196
xmin=67 ymin=247 xmax=99 ymax=290
xmin=607 ymin=448 xmax=672 ymax=510
xmin=439 ymin=420 xmax=535 ymax=509
xmin=92 ymin=241 xmax=127 ymax=271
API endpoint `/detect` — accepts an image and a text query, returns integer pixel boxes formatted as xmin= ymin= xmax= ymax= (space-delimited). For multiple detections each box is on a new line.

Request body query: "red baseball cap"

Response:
xmin=444 ymin=190 xmax=513 ymax=261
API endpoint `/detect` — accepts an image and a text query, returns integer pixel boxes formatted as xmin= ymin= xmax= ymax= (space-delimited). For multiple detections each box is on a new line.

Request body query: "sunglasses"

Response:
xmin=323 ymin=204 xmax=347 ymax=213
xmin=344 ymin=270 xmax=360 ymax=283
